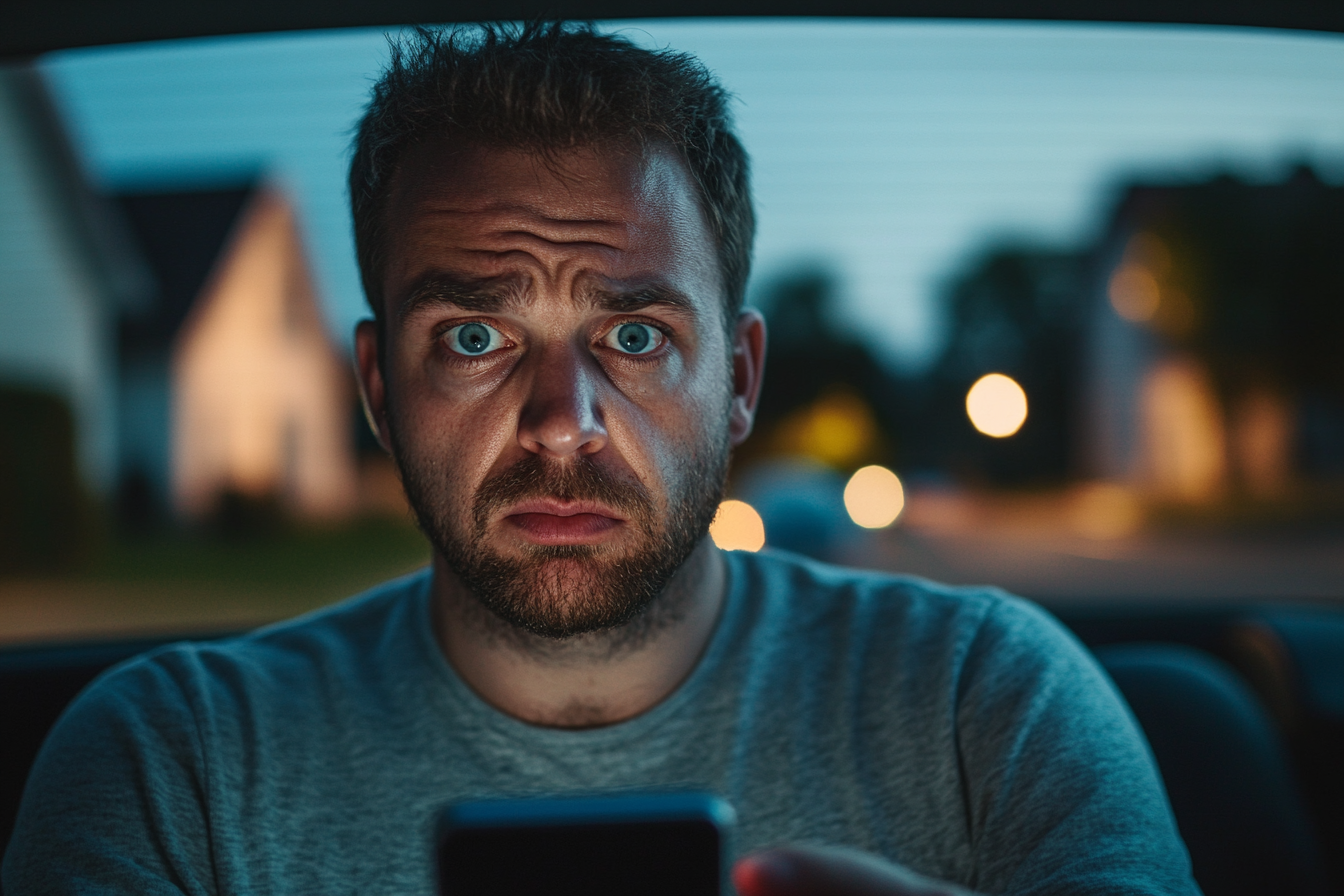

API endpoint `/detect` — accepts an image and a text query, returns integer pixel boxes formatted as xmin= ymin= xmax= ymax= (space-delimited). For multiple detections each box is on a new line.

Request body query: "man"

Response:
xmin=4 ymin=23 xmax=1198 ymax=896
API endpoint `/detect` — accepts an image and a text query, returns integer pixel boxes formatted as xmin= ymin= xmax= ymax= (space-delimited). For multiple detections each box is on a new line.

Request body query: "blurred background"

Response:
xmin=3 ymin=20 xmax=1344 ymax=644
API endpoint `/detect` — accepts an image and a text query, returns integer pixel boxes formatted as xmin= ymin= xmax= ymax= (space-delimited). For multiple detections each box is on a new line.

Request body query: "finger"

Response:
xmin=733 ymin=845 xmax=975 ymax=896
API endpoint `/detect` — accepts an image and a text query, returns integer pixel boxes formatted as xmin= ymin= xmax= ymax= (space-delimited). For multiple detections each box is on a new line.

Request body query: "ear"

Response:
xmin=728 ymin=308 xmax=767 ymax=447
xmin=354 ymin=319 xmax=393 ymax=454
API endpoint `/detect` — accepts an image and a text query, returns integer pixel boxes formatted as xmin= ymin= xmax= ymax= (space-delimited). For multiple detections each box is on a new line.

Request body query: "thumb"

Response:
xmin=733 ymin=845 xmax=975 ymax=896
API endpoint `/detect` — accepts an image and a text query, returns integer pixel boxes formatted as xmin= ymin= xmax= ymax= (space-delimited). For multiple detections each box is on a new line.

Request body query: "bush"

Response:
xmin=0 ymin=385 xmax=95 ymax=573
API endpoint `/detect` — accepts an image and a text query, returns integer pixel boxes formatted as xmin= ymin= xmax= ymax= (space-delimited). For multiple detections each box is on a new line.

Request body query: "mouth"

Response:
xmin=500 ymin=499 xmax=628 ymax=546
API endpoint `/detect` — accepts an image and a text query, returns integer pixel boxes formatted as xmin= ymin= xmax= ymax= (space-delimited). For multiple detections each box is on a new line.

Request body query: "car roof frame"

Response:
xmin=4 ymin=0 xmax=1344 ymax=61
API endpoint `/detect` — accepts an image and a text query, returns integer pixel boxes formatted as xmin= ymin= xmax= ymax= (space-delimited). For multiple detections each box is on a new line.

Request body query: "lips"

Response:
xmin=501 ymin=499 xmax=627 ymax=545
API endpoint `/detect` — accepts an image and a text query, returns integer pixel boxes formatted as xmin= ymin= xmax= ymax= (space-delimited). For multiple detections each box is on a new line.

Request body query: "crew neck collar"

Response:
xmin=410 ymin=551 xmax=748 ymax=747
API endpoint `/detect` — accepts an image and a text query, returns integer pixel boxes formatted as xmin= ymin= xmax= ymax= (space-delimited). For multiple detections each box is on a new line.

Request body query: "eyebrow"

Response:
xmin=397 ymin=273 xmax=524 ymax=322
xmin=398 ymin=272 xmax=696 ymax=322
xmin=587 ymin=283 xmax=695 ymax=315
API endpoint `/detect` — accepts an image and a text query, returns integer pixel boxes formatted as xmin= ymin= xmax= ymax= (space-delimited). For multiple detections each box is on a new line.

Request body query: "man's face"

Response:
xmin=356 ymin=138 xmax=761 ymax=640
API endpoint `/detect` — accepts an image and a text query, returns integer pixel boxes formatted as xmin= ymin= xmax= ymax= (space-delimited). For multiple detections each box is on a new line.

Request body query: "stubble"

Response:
xmin=392 ymin=425 xmax=729 ymax=648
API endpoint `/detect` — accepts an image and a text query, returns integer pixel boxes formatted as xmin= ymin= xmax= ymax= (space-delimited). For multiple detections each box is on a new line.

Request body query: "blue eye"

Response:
xmin=606 ymin=322 xmax=662 ymax=355
xmin=446 ymin=322 xmax=504 ymax=356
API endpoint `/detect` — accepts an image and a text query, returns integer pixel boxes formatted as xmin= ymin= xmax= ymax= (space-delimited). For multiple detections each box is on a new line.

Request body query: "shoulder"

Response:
xmin=72 ymin=567 xmax=430 ymax=728
xmin=3 ymin=570 xmax=432 ymax=887
xmin=729 ymin=547 xmax=1125 ymax=722
xmin=721 ymin=552 xmax=1194 ymax=893
xmin=728 ymin=547 xmax=1056 ymax=662
xmin=731 ymin=546 xmax=1015 ymax=613
xmin=725 ymin=549 xmax=1107 ymax=719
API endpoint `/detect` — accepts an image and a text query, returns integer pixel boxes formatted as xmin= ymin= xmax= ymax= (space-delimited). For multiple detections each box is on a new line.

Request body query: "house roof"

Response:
xmin=116 ymin=184 xmax=257 ymax=355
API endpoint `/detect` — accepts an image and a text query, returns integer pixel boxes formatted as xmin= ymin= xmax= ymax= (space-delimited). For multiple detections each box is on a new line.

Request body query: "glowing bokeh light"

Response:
xmin=1108 ymin=264 xmax=1161 ymax=322
xmin=966 ymin=373 xmax=1028 ymax=438
xmin=772 ymin=388 xmax=880 ymax=469
xmin=708 ymin=499 xmax=766 ymax=552
xmin=1069 ymin=482 xmax=1144 ymax=540
xmin=844 ymin=465 xmax=906 ymax=529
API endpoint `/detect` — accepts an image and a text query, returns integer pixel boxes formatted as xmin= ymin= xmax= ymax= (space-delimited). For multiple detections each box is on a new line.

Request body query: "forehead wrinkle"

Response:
xmin=494 ymin=231 xmax=627 ymax=254
xmin=414 ymin=203 xmax=631 ymax=251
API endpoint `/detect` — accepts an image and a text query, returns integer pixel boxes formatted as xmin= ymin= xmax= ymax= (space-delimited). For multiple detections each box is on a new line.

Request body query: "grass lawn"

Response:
xmin=0 ymin=517 xmax=431 ymax=646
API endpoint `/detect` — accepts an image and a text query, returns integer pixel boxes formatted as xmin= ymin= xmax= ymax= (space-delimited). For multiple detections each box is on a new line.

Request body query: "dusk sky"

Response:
xmin=41 ymin=20 xmax=1344 ymax=369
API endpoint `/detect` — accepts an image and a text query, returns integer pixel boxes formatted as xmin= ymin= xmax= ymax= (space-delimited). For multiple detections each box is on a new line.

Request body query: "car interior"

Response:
xmin=2 ymin=3 xmax=1343 ymax=895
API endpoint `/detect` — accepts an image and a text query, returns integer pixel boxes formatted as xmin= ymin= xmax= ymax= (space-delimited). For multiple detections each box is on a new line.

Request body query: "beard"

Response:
xmin=392 ymin=427 xmax=729 ymax=641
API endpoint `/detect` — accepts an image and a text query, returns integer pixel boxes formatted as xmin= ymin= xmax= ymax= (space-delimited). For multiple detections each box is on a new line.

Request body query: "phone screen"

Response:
xmin=436 ymin=793 xmax=734 ymax=896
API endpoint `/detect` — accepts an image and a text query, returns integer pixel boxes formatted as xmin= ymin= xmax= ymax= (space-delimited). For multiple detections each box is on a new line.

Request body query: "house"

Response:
xmin=117 ymin=182 xmax=359 ymax=521
xmin=1082 ymin=166 xmax=1344 ymax=501
xmin=0 ymin=64 xmax=155 ymax=567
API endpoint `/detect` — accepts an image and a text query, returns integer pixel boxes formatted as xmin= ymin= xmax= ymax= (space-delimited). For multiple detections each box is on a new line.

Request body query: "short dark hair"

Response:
xmin=349 ymin=22 xmax=754 ymax=329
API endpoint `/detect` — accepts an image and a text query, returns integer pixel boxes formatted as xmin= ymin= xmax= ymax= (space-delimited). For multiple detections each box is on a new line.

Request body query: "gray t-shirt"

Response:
xmin=4 ymin=550 xmax=1198 ymax=895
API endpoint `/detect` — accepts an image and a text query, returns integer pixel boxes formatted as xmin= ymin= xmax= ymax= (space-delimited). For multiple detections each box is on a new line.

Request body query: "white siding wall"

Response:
xmin=0 ymin=69 xmax=116 ymax=492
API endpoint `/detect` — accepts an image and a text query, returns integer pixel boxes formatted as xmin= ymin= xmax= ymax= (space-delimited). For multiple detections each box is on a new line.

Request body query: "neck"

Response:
xmin=432 ymin=539 xmax=727 ymax=729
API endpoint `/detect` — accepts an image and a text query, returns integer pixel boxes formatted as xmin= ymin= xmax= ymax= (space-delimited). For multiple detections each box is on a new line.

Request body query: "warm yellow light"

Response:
xmin=1140 ymin=358 xmax=1227 ymax=501
xmin=1069 ymin=482 xmax=1143 ymax=540
xmin=844 ymin=465 xmax=905 ymax=529
xmin=708 ymin=499 xmax=766 ymax=552
xmin=772 ymin=388 xmax=880 ymax=469
xmin=966 ymin=374 xmax=1028 ymax=438
xmin=1109 ymin=264 xmax=1161 ymax=322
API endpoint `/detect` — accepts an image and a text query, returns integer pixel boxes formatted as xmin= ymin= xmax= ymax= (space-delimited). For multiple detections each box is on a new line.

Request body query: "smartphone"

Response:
xmin=436 ymin=792 xmax=735 ymax=896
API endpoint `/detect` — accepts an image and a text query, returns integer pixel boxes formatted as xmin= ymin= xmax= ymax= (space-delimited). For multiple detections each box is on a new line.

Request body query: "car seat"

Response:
xmin=1096 ymin=643 xmax=1331 ymax=896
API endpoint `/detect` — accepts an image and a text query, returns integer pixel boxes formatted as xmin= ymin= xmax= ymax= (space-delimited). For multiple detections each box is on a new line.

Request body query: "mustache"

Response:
xmin=472 ymin=454 xmax=653 ymax=533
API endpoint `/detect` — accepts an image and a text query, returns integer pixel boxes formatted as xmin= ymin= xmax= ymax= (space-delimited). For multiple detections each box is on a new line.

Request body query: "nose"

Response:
xmin=516 ymin=344 xmax=609 ymax=459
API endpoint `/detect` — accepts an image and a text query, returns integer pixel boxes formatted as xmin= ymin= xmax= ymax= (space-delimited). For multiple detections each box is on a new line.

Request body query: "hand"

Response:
xmin=733 ymin=844 xmax=980 ymax=896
